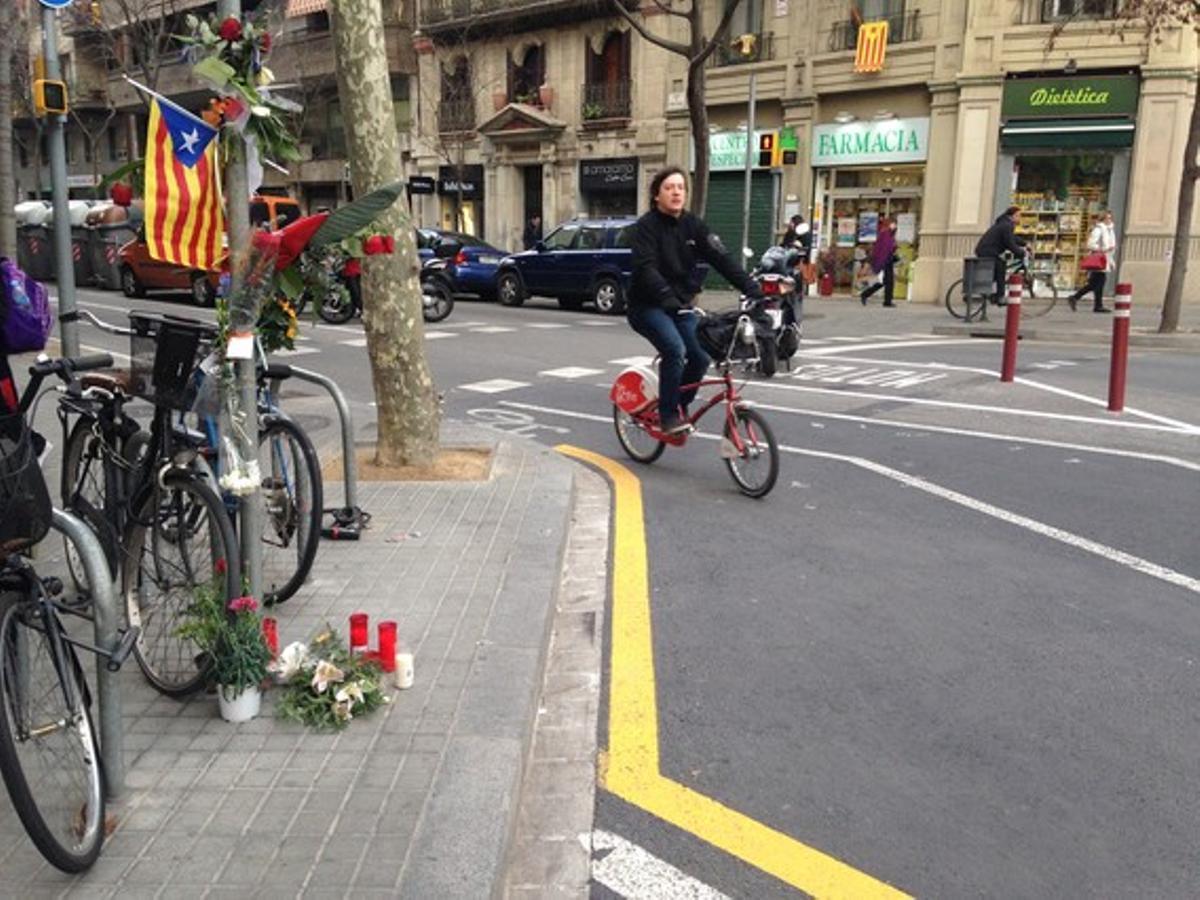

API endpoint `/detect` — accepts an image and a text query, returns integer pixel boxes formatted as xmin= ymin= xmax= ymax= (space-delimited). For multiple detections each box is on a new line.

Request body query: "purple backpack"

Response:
xmin=1 ymin=258 xmax=52 ymax=353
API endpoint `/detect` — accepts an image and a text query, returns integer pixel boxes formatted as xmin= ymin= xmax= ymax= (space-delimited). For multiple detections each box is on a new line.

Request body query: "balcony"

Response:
xmin=581 ymin=80 xmax=631 ymax=122
xmin=439 ymin=99 xmax=476 ymax=133
xmin=1023 ymin=0 xmax=1118 ymax=23
xmin=828 ymin=10 xmax=922 ymax=52
xmin=419 ymin=0 xmax=630 ymax=35
xmin=709 ymin=32 xmax=775 ymax=67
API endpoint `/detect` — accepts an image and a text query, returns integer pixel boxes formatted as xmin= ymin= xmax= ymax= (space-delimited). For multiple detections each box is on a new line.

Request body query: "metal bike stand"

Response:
xmin=270 ymin=366 xmax=370 ymax=539
xmin=50 ymin=509 xmax=124 ymax=799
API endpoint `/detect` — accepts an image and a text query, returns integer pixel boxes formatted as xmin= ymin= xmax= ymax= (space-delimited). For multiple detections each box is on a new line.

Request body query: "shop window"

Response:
xmin=508 ymin=44 xmax=545 ymax=106
xmin=1040 ymin=0 xmax=1118 ymax=21
xmin=583 ymin=32 xmax=631 ymax=119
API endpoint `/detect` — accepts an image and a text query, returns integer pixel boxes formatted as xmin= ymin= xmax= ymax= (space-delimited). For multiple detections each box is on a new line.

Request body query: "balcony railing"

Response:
xmin=1026 ymin=0 xmax=1118 ymax=23
xmin=709 ymin=32 xmax=775 ymax=67
xmin=828 ymin=10 xmax=922 ymax=52
xmin=438 ymin=99 xmax=475 ymax=133
xmin=419 ymin=0 xmax=627 ymax=31
xmin=581 ymin=80 xmax=631 ymax=121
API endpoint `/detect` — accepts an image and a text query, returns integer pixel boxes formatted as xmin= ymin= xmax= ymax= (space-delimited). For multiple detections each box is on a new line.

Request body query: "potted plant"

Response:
xmin=582 ymin=101 xmax=605 ymax=121
xmin=538 ymin=84 xmax=553 ymax=109
xmin=179 ymin=581 xmax=272 ymax=722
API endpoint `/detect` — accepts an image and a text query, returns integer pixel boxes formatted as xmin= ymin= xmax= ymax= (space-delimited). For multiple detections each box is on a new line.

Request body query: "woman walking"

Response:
xmin=860 ymin=216 xmax=898 ymax=307
xmin=1068 ymin=210 xmax=1116 ymax=313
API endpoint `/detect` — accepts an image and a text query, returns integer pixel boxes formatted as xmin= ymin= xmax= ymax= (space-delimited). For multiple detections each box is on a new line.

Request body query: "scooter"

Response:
xmin=744 ymin=243 xmax=805 ymax=373
xmin=420 ymin=253 xmax=455 ymax=324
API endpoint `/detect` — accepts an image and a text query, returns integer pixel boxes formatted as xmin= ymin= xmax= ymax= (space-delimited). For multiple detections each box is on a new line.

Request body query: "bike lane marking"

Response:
xmin=556 ymin=443 xmax=912 ymax=899
xmin=591 ymin=829 xmax=731 ymax=899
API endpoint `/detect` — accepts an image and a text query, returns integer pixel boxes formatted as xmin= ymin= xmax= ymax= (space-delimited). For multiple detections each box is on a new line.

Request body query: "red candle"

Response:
xmin=349 ymin=613 xmax=369 ymax=654
xmin=262 ymin=617 xmax=279 ymax=658
xmin=378 ymin=621 xmax=397 ymax=672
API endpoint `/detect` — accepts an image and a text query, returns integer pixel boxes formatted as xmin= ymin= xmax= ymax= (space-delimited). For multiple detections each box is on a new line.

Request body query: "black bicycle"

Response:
xmin=944 ymin=252 xmax=1058 ymax=322
xmin=0 ymin=355 xmax=139 ymax=872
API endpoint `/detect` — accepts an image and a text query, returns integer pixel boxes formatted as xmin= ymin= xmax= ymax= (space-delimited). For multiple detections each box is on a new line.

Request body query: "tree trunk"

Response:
xmin=0 ymin=2 xmax=16 ymax=257
xmin=329 ymin=0 xmax=440 ymax=467
xmin=1159 ymin=70 xmax=1199 ymax=334
xmin=686 ymin=60 xmax=710 ymax=217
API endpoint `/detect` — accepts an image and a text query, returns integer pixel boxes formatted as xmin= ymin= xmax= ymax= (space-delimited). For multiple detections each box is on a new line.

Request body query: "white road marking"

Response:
xmin=790 ymin=362 xmax=948 ymax=389
xmin=580 ymin=320 xmax=619 ymax=327
xmin=526 ymin=322 xmax=571 ymax=329
xmin=806 ymin=338 xmax=980 ymax=356
xmin=424 ymin=331 xmax=458 ymax=340
xmin=272 ymin=346 xmax=320 ymax=357
xmin=540 ymin=366 xmax=604 ymax=379
xmin=609 ymin=356 xmax=656 ymax=367
xmin=339 ymin=338 xmax=368 ymax=347
xmin=1029 ymin=360 xmax=1080 ymax=370
xmin=754 ymin=380 xmax=1195 ymax=435
xmin=590 ymin=830 xmax=729 ymax=900
xmin=470 ymin=325 xmax=517 ymax=334
xmin=81 ymin=342 xmax=130 ymax=363
xmin=497 ymin=400 xmax=1200 ymax=596
xmin=459 ymin=378 xmax=530 ymax=394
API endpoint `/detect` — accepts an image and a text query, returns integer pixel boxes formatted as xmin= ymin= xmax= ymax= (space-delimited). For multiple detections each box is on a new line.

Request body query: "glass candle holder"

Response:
xmin=261 ymin=617 xmax=279 ymax=658
xmin=377 ymin=621 xmax=397 ymax=672
xmin=349 ymin=613 xmax=369 ymax=654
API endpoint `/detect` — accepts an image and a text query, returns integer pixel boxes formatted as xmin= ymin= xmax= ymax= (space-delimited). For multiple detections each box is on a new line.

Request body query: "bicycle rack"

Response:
xmin=268 ymin=365 xmax=371 ymax=540
xmin=49 ymin=509 xmax=125 ymax=799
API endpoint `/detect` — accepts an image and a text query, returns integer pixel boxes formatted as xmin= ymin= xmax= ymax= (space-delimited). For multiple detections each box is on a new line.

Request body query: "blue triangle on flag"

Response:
xmin=156 ymin=98 xmax=218 ymax=168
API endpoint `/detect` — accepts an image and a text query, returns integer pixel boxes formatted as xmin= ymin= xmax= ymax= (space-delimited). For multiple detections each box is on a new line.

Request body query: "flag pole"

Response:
xmin=217 ymin=0 xmax=263 ymax=604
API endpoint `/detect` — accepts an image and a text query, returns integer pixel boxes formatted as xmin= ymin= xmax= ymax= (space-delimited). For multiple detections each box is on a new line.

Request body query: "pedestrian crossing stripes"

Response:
xmin=526 ymin=323 xmax=570 ymax=329
xmin=340 ymin=338 xmax=368 ymax=347
xmin=539 ymin=366 xmax=605 ymax=380
xmin=425 ymin=331 xmax=457 ymax=340
xmin=459 ymin=378 xmax=531 ymax=394
xmin=470 ymin=326 xmax=518 ymax=334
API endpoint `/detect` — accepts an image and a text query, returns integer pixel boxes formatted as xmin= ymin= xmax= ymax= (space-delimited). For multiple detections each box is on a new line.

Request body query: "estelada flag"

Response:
xmin=143 ymin=97 xmax=224 ymax=270
xmin=854 ymin=20 xmax=889 ymax=73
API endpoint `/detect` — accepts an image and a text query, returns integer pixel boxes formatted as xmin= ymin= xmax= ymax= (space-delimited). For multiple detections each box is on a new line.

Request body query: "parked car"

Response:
xmin=495 ymin=217 xmax=640 ymax=315
xmin=416 ymin=228 xmax=504 ymax=300
xmin=119 ymin=195 xmax=302 ymax=306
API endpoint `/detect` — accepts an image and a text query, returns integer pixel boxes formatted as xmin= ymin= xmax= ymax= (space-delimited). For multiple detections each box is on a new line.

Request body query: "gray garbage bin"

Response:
xmin=89 ymin=223 xmax=136 ymax=291
xmin=17 ymin=225 xmax=54 ymax=281
xmin=70 ymin=226 xmax=95 ymax=287
xmin=962 ymin=256 xmax=997 ymax=300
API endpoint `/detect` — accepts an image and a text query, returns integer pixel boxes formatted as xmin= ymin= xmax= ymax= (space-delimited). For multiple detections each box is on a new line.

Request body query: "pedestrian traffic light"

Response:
xmin=758 ymin=132 xmax=775 ymax=168
xmin=33 ymin=79 xmax=68 ymax=116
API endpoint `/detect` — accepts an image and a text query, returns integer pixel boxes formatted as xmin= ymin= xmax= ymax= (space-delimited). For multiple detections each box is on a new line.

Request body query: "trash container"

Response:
xmin=86 ymin=204 xmax=135 ymax=291
xmin=16 ymin=225 xmax=53 ymax=281
xmin=962 ymin=256 xmax=997 ymax=300
xmin=70 ymin=225 xmax=95 ymax=287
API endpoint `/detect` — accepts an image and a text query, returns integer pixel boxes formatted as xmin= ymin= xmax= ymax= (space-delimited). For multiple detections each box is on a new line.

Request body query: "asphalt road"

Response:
xmin=66 ymin=286 xmax=1200 ymax=898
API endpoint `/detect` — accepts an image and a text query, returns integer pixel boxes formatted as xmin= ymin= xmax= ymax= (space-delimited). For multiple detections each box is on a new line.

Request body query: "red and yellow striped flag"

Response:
xmin=854 ymin=20 xmax=889 ymax=73
xmin=143 ymin=97 xmax=224 ymax=270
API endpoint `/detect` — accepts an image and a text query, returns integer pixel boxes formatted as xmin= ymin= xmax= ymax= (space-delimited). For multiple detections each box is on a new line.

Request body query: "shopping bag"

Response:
xmin=1079 ymin=252 xmax=1107 ymax=271
xmin=0 ymin=258 xmax=52 ymax=353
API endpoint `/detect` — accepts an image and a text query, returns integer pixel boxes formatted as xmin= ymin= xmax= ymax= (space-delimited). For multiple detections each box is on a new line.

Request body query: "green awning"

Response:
xmin=1001 ymin=118 xmax=1135 ymax=149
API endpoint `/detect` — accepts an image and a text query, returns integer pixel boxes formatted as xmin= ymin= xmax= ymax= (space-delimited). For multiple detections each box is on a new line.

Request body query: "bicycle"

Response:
xmin=610 ymin=307 xmax=780 ymax=498
xmin=944 ymin=251 xmax=1058 ymax=322
xmin=0 ymin=354 xmax=139 ymax=872
xmin=58 ymin=310 xmax=240 ymax=696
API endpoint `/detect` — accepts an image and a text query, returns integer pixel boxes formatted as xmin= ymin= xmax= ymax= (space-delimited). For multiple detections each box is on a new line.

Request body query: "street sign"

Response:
xmin=38 ymin=0 xmax=75 ymax=8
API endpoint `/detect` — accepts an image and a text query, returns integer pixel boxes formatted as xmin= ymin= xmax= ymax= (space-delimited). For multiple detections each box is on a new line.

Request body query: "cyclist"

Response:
xmin=629 ymin=166 xmax=762 ymax=435
xmin=975 ymin=206 xmax=1028 ymax=305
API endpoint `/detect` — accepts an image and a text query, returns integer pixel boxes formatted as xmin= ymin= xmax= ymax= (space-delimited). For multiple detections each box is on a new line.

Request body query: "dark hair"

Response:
xmin=789 ymin=214 xmax=804 ymax=226
xmin=1003 ymin=205 xmax=1021 ymax=218
xmin=649 ymin=166 xmax=688 ymax=208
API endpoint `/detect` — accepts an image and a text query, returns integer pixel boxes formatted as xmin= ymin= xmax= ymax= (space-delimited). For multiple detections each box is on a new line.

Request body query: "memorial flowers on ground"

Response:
xmin=275 ymin=627 xmax=388 ymax=730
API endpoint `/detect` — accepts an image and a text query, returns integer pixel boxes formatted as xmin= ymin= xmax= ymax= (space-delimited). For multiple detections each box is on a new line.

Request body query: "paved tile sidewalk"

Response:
xmin=0 ymin=422 xmax=579 ymax=899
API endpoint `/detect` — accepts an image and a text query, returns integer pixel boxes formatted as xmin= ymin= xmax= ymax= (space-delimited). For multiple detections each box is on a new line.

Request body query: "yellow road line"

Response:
xmin=557 ymin=444 xmax=911 ymax=900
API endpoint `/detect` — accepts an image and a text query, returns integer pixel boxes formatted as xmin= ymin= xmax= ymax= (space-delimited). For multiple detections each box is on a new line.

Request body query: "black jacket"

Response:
xmin=975 ymin=214 xmax=1026 ymax=259
xmin=522 ymin=220 xmax=542 ymax=250
xmin=630 ymin=209 xmax=760 ymax=312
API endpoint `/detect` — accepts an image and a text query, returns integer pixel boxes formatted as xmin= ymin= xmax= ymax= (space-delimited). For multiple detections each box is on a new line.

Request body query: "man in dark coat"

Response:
xmin=975 ymin=206 xmax=1028 ymax=302
xmin=522 ymin=214 xmax=543 ymax=250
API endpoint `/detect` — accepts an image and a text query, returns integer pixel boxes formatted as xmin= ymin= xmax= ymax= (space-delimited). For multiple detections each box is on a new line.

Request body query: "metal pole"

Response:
xmin=740 ymin=71 xmax=757 ymax=259
xmin=51 ymin=509 xmax=123 ymax=798
xmin=1108 ymin=282 xmax=1132 ymax=412
xmin=999 ymin=274 xmax=1022 ymax=383
xmin=217 ymin=0 xmax=262 ymax=601
xmin=40 ymin=6 xmax=79 ymax=358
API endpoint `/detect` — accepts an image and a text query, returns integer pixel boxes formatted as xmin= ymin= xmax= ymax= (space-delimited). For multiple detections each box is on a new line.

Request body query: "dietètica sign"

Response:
xmin=811 ymin=117 xmax=929 ymax=167
xmin=1001 ymin=74 xmax=1139 ymax=119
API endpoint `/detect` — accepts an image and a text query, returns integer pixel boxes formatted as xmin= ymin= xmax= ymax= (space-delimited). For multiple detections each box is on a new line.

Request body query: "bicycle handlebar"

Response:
xmin=20 ymin=353 xmax=114 ymax=412
xmin=77 ymin=308 xmax=133 ymax=336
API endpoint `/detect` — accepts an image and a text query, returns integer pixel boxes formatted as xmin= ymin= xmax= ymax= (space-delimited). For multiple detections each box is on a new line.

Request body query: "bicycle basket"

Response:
xmin=0 ymin=412 xmax=52 ymax=552
xmin=129 ymin=311 xmax=218 ymax=411
xmin=696 ymin=307 xmax=774 ymax=363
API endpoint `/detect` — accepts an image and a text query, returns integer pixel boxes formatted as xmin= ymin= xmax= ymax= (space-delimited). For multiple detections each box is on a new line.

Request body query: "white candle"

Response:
xmin=394 ymin=651 xmax=414 ymax=689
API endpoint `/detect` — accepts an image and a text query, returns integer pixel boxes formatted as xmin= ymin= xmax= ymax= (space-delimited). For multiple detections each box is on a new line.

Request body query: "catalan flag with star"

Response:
xmin=143 ymin=96 xmax=224 ymax=270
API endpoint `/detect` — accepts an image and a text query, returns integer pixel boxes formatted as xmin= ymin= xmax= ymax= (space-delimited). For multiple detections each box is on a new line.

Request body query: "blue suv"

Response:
xmin=495 ymin=217 xmax=637 ymax=315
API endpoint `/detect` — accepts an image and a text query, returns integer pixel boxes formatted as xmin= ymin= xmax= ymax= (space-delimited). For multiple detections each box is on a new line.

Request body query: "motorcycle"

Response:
xmin=420 ymin=245 xmax=457 ymax=324
xmin=743 ymin=241 xmax=806 ymax=374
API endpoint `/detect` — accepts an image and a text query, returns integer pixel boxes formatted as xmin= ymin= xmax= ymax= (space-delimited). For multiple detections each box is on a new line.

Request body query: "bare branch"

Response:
xmin=646 ymin=0 xmax=691 ymax=19
xmin=695 ymin=0 xmax=746 ymax=66
xmin=610 ymin=0 xmax=690 ymax=57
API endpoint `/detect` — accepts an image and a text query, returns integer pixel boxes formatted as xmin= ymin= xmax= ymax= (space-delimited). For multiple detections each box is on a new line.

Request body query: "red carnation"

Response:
xmin=218 ymin=16 xmax=243 ymax=42
xmin=110 ymin=182 xmax=133 ymax=207
xmin=381 ymin=235 xmax=395 ymax=254
xmin=260 ymin=31 xmax=272 ymax=53
xmin=363 ymin=235 xmax=386 ymax=256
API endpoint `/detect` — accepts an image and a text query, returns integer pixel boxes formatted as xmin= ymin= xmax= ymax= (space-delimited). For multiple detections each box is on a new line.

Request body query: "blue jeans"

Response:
xmin=627 ymin=305 xmax=711 ymax=424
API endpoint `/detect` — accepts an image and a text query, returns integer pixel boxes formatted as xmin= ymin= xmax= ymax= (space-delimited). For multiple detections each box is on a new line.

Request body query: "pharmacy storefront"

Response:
xmin=811 ymin=116 xmax=929 ymax=299
xmin=702 ymin=129 xmax=779 ymax=283
xmin=995 ymin=74 xmax=1137 ymax=295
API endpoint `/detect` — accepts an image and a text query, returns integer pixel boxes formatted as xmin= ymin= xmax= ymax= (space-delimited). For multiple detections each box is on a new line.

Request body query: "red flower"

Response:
xmin=214 ymin=558 xmax=228 ymax=575
xmin=110 ymin=182 xmax=133 ymax=207
xmin=381 ymin=235 xmax=395 ymax=254
xmin=228 ymin=596 xmax=258 ymax=614
xmin=362 ymin=235 xmax=386 ymax=256
xmin=260 ymin=31 xmax=272 ymax=53
xmin=218 ymin=16 xmax=243 ymax=42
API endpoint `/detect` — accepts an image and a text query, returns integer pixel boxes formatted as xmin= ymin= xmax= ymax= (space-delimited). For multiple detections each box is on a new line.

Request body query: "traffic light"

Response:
xmin=758 ymin=132 xmax=775 ymax=168
xmin=34 ymin=79 xmax=68 ymax=116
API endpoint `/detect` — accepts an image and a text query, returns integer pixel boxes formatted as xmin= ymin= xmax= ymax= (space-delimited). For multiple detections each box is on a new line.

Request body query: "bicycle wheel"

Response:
xmin=612 ymin=404 xmax=666 ymax=464
xmin=61 ymin=420 xmax=118 ymax=590
xmin=944 ymin=279 xmax=986 ymax=322
xmin=722 ymin=406 xmax=779 ymax=499
xmin=258 ymin=416 xmax=322 ymax=606
xmin=1021 ymin=272 xmax=1057 ymax=319
xmin=122 ymin=473 xmax=239 ymax=696
xmin=0 ymin=594 xmax=104 ymax=872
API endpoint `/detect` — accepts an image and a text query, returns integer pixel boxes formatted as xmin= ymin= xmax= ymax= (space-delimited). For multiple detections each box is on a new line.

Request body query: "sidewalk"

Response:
xmin=0 ymin=421 xmax=598 ymax=898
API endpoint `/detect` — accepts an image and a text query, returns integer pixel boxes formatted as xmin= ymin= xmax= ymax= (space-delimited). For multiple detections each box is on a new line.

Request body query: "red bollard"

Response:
xmin=999 ymin=274 xmax=1022 ymax=382
xmin=1108 ymin=282 xmax=1132 ymax=412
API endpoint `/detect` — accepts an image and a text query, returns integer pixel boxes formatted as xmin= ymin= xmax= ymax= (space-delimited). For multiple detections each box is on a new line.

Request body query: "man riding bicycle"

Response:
xmin=975 ymin=206 xmax=1028 ymax=305
xmin=629 ymin=166 xmax=762 ymax=435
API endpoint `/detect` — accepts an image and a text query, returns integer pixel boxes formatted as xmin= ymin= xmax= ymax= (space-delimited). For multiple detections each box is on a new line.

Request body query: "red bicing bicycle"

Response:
xmin=609 ymin=307 xmax=780 ymax=498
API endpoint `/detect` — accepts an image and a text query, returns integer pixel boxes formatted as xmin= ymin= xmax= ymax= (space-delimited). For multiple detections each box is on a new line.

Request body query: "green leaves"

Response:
xmin=310 ymin=182 xmax=406 ymax=247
